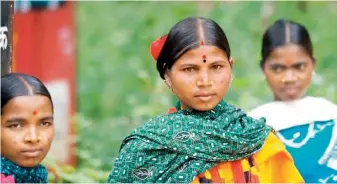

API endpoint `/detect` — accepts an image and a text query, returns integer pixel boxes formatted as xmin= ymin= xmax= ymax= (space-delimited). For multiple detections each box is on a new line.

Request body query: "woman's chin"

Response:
xmin=190 ymin=101 xmax=219 ymax=111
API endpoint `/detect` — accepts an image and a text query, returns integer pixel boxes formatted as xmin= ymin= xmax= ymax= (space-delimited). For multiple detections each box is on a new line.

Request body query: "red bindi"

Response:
xmin=202 ymin=55 xmax=207 ymax=63
xmin=33 ymin=110 xmax=38 ymax=116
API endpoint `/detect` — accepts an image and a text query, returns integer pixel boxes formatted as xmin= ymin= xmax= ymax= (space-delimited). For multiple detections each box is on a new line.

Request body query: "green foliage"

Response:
xmin=48 ymin=1 xmax=337 ymax=182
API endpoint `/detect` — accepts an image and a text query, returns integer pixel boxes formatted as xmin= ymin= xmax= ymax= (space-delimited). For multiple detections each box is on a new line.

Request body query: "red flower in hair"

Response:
xmin=150 ymin=35 xmax=167 ymax=61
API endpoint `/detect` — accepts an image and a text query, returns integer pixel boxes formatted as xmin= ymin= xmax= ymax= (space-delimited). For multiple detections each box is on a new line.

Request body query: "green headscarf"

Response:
xmin=107 ymin=101 xmax=271 ymax=183
xmin=1 ymin=156 xmax=48 ymax=183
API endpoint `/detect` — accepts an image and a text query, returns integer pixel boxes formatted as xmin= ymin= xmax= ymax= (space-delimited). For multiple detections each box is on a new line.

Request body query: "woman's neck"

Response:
xmin=273 ymin=95 xmax=307 ymax=102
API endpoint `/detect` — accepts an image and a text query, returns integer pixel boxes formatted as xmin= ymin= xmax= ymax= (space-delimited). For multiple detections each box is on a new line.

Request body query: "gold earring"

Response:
xmin=164 ymin=80 xmax=172 ymax=89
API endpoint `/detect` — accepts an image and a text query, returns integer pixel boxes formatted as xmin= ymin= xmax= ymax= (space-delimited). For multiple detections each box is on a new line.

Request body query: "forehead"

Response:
xmin=175 ymin=45 xmax=228 ymax=64
xmin=2 ymin=95 xmax=53 ymax=115
xmin=267 ymin=44 xmax=312 ymax=64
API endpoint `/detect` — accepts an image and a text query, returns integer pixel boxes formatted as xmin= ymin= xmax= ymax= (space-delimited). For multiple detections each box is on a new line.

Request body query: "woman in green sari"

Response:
xmin=107 ymin=17 xmax=303 ymax=183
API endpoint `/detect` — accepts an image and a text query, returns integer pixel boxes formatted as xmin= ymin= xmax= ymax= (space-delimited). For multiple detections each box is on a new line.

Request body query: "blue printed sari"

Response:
xmin=278 ymin=120 xmax=337 ymax=183
xmin=249 ymin=96 xmax=337 ymax=183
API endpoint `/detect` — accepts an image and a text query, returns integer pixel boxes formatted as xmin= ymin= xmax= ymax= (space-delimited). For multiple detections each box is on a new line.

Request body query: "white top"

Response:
xmin=248 ymin=96 xmax=337 ymax=131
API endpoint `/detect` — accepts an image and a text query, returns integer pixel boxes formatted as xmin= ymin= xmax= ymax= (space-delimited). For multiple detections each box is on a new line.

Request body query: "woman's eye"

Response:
xmin=40 ymin=121 xmax=52 ymax=126
xmin=212 ymin=65 xmax=223 ymax=70
xmin=271 ymin=66 xmax=285 ymax=73
xmin=8 ymin=123 xmax=22 ymax=129
xmin=183 ymin=67 xmax=195 ymax=72
xmin=295 ymin=63 xmax=306 ymax=71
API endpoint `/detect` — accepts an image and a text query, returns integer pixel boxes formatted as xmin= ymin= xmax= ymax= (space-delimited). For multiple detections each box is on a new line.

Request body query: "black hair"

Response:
xmin=260 ymin=19 xmax=314 ymax=68
xmin=1 ymin=72 xmax=53 ymax=113
xmin=156 ymin=17 xmax=231 ymax=79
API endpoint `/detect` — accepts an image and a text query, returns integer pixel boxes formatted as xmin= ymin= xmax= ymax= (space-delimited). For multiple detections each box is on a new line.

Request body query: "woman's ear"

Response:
xmin=229 ymin=57 xmax=234 ymax=67
xmin=164 ymin=73 xmax=172 ymax=89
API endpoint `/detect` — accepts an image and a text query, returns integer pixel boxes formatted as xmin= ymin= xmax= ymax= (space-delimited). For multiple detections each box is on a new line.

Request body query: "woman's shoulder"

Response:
xmin=305 ymin=96 xmax=337 ymax=109
xmin=248 ymin=96 xmax=337 ymax=130
xmin=249 ymin=96 xmax=337 ymax=116
xmin=120 ymin=111 xmax=184 ymax=147
xmin=253 ymin=132 xmax=291 ymax=164
xmin=137 ymin=111 xmax=183 ymax=129
xmin=248 ymin=101 xmax=281 ymax=119
xmin=252 ymin=133 xmax=304 ymax=183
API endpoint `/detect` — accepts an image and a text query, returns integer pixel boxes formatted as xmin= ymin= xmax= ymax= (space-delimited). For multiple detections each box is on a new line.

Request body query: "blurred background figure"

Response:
xmin=249 ymin=19 xmax=337 ymax=183
xmin=8 ymin=1 xmax=337 ymax=182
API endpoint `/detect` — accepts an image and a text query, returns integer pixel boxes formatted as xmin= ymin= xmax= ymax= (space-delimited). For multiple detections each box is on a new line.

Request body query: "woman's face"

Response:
xmin=263 ymin=44 xmax=315 ymax=101
xmin=1 ymin=95 xmax=54 ymax=167
xmin=166 ymin=45 xmax=233 ymax=111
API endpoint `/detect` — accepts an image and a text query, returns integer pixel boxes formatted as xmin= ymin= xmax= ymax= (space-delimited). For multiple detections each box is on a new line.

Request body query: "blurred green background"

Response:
xmin=46 ymin=1 xmax=337 ymax=182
